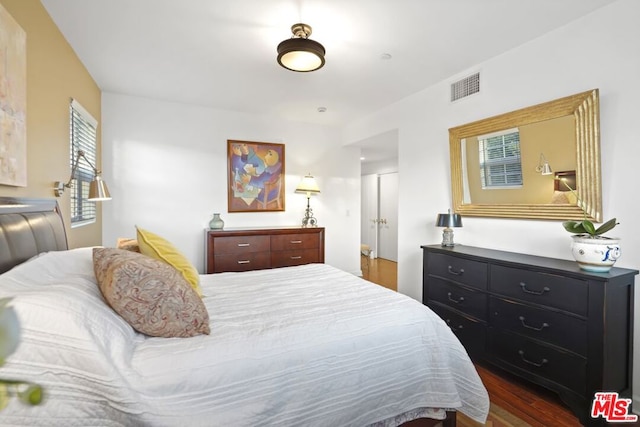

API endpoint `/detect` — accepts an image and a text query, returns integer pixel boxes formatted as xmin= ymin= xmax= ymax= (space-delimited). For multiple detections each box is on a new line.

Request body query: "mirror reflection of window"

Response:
xmin=449 ymin=89 xmax=600 ymax=220
xmin=477 ymin=128 xmax=522 ymax=189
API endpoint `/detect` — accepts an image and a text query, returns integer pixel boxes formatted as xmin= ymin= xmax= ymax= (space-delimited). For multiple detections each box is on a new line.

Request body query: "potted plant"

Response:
xmin=562 ymin=217 xmax=621 ymax=272
xmin=558 ymin=176 xmax=621 ymax=272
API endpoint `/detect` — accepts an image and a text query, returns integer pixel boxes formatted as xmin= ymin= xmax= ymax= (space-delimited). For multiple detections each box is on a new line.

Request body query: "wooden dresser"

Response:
xmin=205 ymin=227 xmax=325 ymax=273
xmin=421 ymin=244 xmax=638 ymax=426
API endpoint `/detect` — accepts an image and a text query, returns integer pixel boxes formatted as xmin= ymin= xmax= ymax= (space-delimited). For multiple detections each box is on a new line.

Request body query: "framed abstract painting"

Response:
xmin=227 ymin=140 xmax=285 ymax=212
xmin=0 ymin=4 xmax=27 ymax=187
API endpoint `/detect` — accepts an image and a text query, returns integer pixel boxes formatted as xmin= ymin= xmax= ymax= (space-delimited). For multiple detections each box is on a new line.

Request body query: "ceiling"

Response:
xmin=40 ymin=0 xmax=615 ymax=165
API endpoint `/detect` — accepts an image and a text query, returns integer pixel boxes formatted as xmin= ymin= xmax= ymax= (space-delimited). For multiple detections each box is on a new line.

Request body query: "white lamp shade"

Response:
xmin=295 ymin=174 xmax=321 ymax=195
xmin=279 ymin=49 xmax=324 ymax=72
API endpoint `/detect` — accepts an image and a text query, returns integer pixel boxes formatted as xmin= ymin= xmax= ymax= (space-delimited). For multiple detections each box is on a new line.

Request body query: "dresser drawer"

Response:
xmin=429 ymin=278 xmax=487 ymax=320
xmin=488 ymin=329 xmax=586 ymax=395
xmin=212 ymin=252 xmax=271 ymax=272
xmin=213 ymin=235 xmax=270 ymax=255
xmin=271 ymin=249 xmax=319 ymax=268
xmin=271 ymin=233 xmax=319 ymax=251
xmin=429 ymin=302 xmax=486 ymax=360
xmin=490 ymin=265 xmax=588 ymax=316
xmin=489 ymin=297 xmax=587 ymax=356
xmin=427 ymin=253 xmax=488 ymax=290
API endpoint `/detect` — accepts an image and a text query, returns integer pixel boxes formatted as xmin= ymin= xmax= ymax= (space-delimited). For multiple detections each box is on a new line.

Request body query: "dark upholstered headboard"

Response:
xmin=0 ymin=197 xmax=68 ymax=274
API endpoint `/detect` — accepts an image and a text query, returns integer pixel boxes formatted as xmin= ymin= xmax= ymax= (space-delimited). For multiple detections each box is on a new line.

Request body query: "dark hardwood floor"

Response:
xmin=471 ymin=364 xmax=581 ymax=426
xmin=361 ymin=256 xmax=639 ymax=426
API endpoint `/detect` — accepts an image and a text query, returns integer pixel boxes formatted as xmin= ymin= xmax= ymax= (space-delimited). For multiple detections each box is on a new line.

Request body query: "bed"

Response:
xmin=0 ymin=197 xmax=489 ymax=426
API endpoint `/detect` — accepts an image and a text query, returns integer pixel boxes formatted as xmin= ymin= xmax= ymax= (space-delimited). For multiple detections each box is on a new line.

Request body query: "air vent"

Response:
xmin=451 ymin=72 xmax=480 ymax=101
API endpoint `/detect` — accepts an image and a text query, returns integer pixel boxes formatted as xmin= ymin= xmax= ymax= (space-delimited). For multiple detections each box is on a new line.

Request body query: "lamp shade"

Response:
xmin=295 ymin=174 xmax=321 ymax=195
xmin=88 ymin=175 xmax=112 ymax=201
xmin=539 ymin=162 xmax=553 ymax=175
xmin=277 ymin=23 xmax=325 ymax=72
xmin=436 ymin=211 xmax=462 ymax=228
xmin=536 ymin=153 xmax=553 ymax=175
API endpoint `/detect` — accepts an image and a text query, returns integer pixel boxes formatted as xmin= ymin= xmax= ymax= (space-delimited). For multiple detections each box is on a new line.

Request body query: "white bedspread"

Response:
xmin=0 ymin=248 xmax=489 ymax=426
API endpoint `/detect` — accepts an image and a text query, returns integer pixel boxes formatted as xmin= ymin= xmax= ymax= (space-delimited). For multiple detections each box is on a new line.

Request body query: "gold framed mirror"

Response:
xmin=449 ymin=89 xmax=601 ymax=221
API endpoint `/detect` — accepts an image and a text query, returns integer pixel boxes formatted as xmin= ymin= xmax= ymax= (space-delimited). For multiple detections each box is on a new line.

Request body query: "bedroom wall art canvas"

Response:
xmin=0 ymin=4 xmax=27 ymax=187
xmin=227 ymin=140 xmax=285 ymax=212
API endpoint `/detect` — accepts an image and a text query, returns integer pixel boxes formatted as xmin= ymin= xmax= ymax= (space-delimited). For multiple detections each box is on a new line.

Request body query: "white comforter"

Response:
xmin=0 ymin=248 xmax=489 ymax=426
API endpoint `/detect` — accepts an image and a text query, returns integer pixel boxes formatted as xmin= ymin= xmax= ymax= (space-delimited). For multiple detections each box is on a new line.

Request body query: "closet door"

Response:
xmin=360 ymin=174 xmax=378 ymax=257
xmin=378 ymin=173 xmax=398 ymax=262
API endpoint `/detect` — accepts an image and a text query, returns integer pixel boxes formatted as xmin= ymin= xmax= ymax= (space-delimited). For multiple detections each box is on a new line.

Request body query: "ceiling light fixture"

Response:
xmin=277 ymin=23 xmax=325 ymax=72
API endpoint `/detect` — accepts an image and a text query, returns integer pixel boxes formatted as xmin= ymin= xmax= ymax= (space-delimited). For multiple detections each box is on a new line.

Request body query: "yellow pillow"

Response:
xmin=136 ymin=226 xmax=202 ymax=297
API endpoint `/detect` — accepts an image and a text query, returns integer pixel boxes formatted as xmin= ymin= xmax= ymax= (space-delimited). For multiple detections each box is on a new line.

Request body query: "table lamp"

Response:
xmin=436 ymin=209 xmax=463 ymax=247
xmin=295 ymin=173 xmax=320 ymax=227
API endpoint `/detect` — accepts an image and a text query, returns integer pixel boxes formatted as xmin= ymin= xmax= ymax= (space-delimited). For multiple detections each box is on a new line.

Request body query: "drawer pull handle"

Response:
xmin=519 ymin=316 xmax=549 ymax=331
xmin=237 ymin=243 xmax=251 ymax=247
xmin=237 ymin=260 xmax=251 ymax=264
xmin=519 ymin=282 xmax=550 ymax=296
xmin=518 ymin=350 xmax=548 ymax=368
xmin=445 ymin=319 xmax=463 ymax=332
xmin=447 ymin=292 xmax=465 ymax=304
xmin=290 ymin=256 xmax=302 ymax=260
xmin=447 ymin=266 xmax=465 ymax=276
xmin=290 ymin=240 xmax=302 ymax=244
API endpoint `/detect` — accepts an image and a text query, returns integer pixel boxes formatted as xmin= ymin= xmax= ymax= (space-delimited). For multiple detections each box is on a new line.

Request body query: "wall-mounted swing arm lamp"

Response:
xmin=535 ymin=153 xmax=553 ymax=175
xmin=54 ymin=150 xmax=111 ymax=201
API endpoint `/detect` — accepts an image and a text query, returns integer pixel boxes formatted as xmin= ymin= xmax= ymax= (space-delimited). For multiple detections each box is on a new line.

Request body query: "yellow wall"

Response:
xmin=466 ymin=115 xmax=575 ymax=204
xmin=0 ymin=0 xmax=102 ymax=248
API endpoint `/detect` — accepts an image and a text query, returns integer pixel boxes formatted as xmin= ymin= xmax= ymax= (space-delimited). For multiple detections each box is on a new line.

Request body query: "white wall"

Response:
xmin=101 ymin=93 xmax=361 ymax=275
xmin=361 ymin=157 xmax=398 ymax=176
xmin=344 ymin=0 xmax=640 ymax=403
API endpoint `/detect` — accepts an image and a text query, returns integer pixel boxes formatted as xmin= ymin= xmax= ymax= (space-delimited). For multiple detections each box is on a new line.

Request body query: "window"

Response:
xmin=69 ymin=99 xmax=99 ymax=226
xmin=478 ymin=128 xmax=522 ymax=188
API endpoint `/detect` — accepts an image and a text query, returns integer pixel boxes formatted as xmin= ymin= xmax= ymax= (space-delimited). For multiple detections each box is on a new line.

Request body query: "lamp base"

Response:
xmin=441 ymin=227 xmax=455 ymax=247
xmin=301 ymin=197 xmax=317 ymax=228
xmin=301 ymin=207 xmax=317 ymax=228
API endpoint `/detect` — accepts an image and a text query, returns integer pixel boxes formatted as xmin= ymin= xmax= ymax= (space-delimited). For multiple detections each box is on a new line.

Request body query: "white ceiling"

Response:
xmin=41 ymin=0 xmax=615 ymax=164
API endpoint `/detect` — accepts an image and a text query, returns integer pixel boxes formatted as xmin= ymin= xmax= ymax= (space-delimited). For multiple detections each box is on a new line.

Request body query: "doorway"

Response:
xmin=360 ymin=173 xmax=398 ymax=262
xmin=356 ymin=129 xmax=399 ymax=278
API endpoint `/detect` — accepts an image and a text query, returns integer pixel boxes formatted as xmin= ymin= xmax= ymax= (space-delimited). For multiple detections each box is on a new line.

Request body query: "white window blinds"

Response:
xmin=69 ymin=99 xmax=99 ymax=225
xmin=478 ymin=128 xmax=522 ymax=188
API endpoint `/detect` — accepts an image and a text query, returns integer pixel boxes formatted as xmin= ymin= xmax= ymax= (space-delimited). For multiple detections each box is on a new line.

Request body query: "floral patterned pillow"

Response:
xmin=93 ymin=248 xmax=210 ymax=338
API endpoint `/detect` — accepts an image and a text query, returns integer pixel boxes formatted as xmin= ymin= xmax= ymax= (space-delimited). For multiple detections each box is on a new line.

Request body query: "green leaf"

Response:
xmin=564 ymin=217 xmax=619 ymax=237
xmin=594 ymin=218 xmax=618 ymax=236
xmin=0 ymin=383 xmax=8 ymax=411
xmin=18 ymin=384 xmax=43 ymax=406
xmin=581 ymin=220 xmax=597 ymax=236
xmin=562 ymin=221 xmax=586 ymax=234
